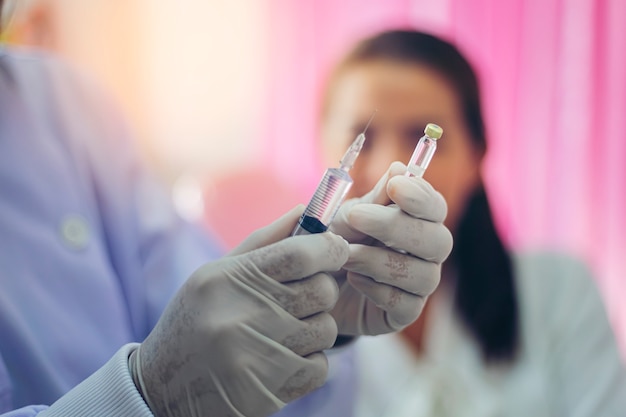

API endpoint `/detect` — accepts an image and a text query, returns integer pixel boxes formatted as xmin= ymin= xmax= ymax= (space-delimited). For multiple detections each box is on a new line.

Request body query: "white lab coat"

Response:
xmin=354 ymin=252 xmax=626 ymax=417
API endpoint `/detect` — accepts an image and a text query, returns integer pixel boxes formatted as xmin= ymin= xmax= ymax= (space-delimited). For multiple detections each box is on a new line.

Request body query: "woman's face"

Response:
xmin=321 ymin=60 xmax=483 ymax=231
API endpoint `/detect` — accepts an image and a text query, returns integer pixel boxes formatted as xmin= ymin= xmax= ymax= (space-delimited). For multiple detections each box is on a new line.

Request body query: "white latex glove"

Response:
xmin=329 ymin=162 xmax=453 ymax=336
xmin=129 ymin=206 xmax=349 ymax=417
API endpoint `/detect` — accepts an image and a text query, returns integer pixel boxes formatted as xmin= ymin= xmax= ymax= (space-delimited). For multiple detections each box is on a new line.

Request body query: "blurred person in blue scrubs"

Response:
xmin=0 ymin=2 xmax=452 ymax=416
xmin=320 ymin=29 xmax=626 ymax=416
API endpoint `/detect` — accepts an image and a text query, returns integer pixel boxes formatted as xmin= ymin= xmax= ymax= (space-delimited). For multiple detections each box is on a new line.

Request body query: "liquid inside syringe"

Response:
xmin=292 ymin=111 xmax=376 ymax=235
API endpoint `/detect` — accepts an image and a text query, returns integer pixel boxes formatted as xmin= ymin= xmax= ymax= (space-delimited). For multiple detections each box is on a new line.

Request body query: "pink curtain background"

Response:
xmin=244 ymin=0 xmax=625 ymax=352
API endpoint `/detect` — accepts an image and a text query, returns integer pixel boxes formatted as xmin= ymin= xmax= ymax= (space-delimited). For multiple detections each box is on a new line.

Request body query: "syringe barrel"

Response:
xmin=292 ymin=168 xmax=353 ymax=235
xmin=405 ymin=136 xmax=437 ymax=178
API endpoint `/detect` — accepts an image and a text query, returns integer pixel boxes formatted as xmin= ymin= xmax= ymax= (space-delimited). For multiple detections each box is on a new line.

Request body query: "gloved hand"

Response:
xmin=129 ymin=206 xmax=349 ymax=417
xmin=329 ymin=162 xmax=453 ymax=336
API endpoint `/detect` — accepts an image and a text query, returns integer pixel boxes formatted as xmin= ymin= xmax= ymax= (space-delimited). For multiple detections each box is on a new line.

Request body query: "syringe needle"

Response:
xmin=339 ymin=109 xmax=377 ymax=171
xmin=362 ymin=109 xmax=378 ymax=134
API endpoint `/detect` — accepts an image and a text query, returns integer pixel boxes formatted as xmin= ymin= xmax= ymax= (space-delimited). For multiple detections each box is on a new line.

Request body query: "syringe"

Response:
xmin=292 ymin=111 xmax=376 ymax=236
xmin=405 ymin=123 xmax=443 ymax=178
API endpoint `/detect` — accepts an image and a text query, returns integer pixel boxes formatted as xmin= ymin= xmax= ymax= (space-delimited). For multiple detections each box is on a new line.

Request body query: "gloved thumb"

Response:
xmin=330 ymin=161 xmax=406 ymax=242
xmin=229 ymin=204 xmax=305 ymax=256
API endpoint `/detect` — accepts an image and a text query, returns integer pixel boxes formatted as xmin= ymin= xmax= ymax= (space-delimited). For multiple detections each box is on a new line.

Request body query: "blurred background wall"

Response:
xmin=3 ymin=0 xmax=625 ymax=352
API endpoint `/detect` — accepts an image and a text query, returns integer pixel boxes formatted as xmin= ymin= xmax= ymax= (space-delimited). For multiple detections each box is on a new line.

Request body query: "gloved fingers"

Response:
xmin=280 ymin=272 xmax=339 ymax=319
xmin=190 ymin=265 xmax=337 ymax=358
xmin=236 ymin=268 xmax=339 ymax=321
xmin=330 ymin=162 xmax=406 ymax=242
xmin=343 ymin=244 xmax=441 ymax=295
xmin=217 ymin=329 xmax=329 ymax=416
xmin=275 ymin=352 xmax=329 ymax=403
xmin=279 ymin=312 xmax=338 ymax=356
xmin=229 ymin=205 xmax=305 ymax=256
xmin=348 ymin=205 xmax=453 ymax=263
xmin=329 ymin=198 xmax=368 ymax=243
xmin=242 ymin=232 xmax=349 ymax=283
xmin=386 ymin=175 xmax=448 ymax=222
xmin=347 ymin=271 xmax=427 ymax=328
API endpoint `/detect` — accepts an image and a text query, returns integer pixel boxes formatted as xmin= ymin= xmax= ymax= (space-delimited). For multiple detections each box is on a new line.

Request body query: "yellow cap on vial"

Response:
xmin=424 ymin=123 xmax=443 ymax=140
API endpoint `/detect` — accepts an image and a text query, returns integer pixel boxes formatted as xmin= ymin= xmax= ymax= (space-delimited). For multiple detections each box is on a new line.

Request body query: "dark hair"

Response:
xmin=328 ymin=30 xmax=518 ymax=363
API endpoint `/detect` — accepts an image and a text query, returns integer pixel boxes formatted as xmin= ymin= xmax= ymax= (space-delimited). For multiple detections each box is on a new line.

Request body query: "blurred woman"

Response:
xmin=320 ymin=30 xmax=626 ymax=416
